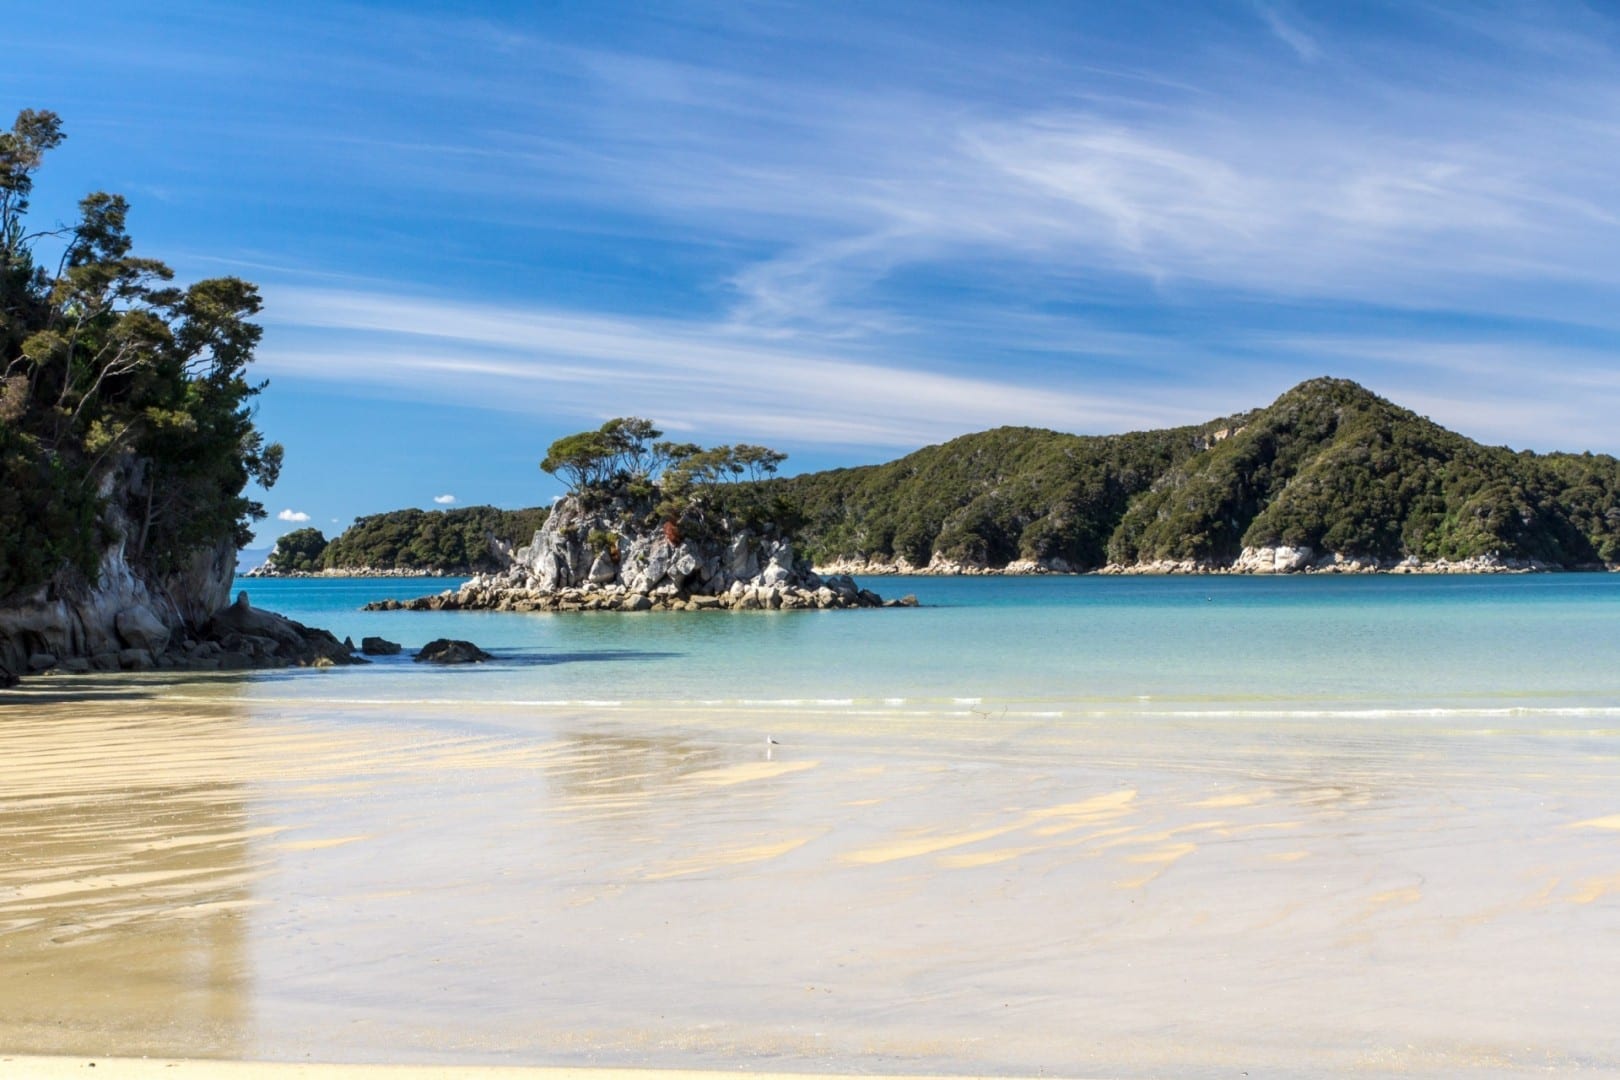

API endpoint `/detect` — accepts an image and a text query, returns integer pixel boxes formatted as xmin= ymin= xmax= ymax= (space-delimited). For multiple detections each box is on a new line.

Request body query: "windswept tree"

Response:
xmin=540 ymin=419 xmax=791 ymax=534
xmin=542 ymin=417 xmax=693 ymax=493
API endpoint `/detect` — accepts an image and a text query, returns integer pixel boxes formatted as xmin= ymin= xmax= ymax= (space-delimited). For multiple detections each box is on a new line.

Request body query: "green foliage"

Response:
xmin=268 ymin=527 xmax=328 ymax=573
xmin=0 ymin=109 xmax=280 ymax=598
xmin=538 ymin=419 xmax=791 ymax=541
xmin=1111 ymin=378 xmax=1616 ymax=567
xmin=772 ymin=378 xmax=1620 ymax=571
xmin=774 ymin=422 xmax=1225 ymax=569
xmin=321 ymin=505 xmax=550 ymax=572
xmin=541 ymin=417 xmax=684 ymax=493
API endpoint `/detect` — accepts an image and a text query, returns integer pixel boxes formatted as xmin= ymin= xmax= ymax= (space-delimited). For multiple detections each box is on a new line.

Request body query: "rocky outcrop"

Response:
xmin=367 ymin=492 xmax=895 ymax=613
xmin=361 ymin=636 xmax=402 ymax=656
xmin=814 ymin=554 xmax=1076 ymax=576
xmin=1097 ymin=547 xmax=1557 ymax=575
xmin=0 ymin=516 xmax=233 ymax=678
xmin=0 ymin=460 xmax=365 ymax=684
xmin=242 ymin=564 xmax=458 ymax=579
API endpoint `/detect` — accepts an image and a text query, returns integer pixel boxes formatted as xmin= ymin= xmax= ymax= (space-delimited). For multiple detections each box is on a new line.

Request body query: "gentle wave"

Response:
xmin=156 ymin=689 xmax=1620 ymax=724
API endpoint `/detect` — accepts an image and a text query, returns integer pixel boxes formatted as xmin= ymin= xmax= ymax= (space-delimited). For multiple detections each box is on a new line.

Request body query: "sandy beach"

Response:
xmin=3 ymin=674 xmax=1619 ymax=1077
xmin=6 ymin=1061 xmax=1045 ymax=1080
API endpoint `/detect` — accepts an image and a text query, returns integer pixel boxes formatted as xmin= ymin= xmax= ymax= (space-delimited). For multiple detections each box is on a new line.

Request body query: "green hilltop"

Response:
xmin=781 ymin=377 xmax=1620 ymax=570
xmin=310 ymin=378 xmax=1620 ymax=575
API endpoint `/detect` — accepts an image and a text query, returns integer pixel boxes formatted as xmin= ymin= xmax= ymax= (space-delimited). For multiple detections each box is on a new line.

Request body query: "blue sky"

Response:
xmin=5 ymin=2 xmax=1619 ymax=545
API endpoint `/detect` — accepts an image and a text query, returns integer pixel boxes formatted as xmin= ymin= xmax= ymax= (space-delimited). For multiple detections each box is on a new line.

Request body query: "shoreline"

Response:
xmin=2 ymin=1060 xmax=1057 ymax=1080
xmin=260 ymin=561 xmax=1620 ymax=581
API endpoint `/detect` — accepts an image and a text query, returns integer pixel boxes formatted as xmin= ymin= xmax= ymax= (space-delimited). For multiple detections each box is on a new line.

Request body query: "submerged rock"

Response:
xmin=414 ymin=639 xmax=493 ymax=664
xmin=361 ymin=636 xmax=403 ymax=656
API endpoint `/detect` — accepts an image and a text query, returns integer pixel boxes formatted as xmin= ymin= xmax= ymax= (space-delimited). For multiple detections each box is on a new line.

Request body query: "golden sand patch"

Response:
xmin=935 ymin=845 xmax=1044 ymax=869
xmin=643 ymin=834 xmax=822 ymax=880
xmin=687 ymin=760 xmax=819 ymax=786
xmin=1566 ymin=874 xmax=1620 ymax=904
xmin=1569 ymin=814 xmax=1620 ymax=831
xmin=273 ymin=835 xmax=371 ymax=852
xmin=1193 ymin=789 xmax=1274 ymax=809
xmin=843 ymin=824 xmax=1021 ymax=865
xmin=843 ymin=790 xmax=1140 ymax=865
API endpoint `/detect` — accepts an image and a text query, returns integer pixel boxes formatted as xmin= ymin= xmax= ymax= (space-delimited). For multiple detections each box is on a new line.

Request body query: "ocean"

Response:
xmin=5 ymin=573 xmax=1619 ymax=1076
xmin=233 ymin=572 xmax=1620 ymax=716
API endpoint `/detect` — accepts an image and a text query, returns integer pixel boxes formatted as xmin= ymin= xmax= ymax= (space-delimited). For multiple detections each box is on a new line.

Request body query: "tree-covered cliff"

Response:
xmin=1 ymin=109 xmax=280 ymax=603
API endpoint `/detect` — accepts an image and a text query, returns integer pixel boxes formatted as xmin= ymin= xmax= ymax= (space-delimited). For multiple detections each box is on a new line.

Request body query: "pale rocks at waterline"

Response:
xmin=366 ymin=495 xmax=906 ymax=614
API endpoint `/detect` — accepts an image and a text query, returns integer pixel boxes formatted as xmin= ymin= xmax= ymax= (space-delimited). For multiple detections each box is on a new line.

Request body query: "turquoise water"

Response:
xmin=232 ymin=573 xmax=1620 ymax=717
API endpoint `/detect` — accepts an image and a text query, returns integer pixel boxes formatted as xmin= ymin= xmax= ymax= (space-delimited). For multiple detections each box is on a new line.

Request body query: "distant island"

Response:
xmin=249 ymin=505 xmax=550 ymax=576
xmin=289 ymin=378 xmax=1620 ymax=581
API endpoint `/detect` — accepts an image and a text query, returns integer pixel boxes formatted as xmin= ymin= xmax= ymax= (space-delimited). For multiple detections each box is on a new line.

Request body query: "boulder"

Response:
xmin=115 ymin=604 xmax=171 ymax=654
xmin=587 ymin=551 xmax=618 ymax=584
xmin=0 ymin=665 xmax=16 ymax=689
xmin=414 ymin=639 xmax=493 ymax=664
xmin=205 ymin=591 xmax=362 ymax=667
xmin=361 ymin=636 xmax=402 ymax=656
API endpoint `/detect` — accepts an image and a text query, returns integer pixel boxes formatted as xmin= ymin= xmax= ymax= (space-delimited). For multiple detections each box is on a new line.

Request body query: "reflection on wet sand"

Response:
xmin=0 ymin=695 xmax=257 ymax=1057
xmin=2 ymin=686 xmax=1619 ymax=1075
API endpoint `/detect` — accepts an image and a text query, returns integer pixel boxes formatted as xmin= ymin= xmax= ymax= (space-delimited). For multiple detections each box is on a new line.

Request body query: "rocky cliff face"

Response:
xmin=0 ymin=534 xmax=232 ymax=677
xmin=0 ymin=457 xmax=237 ymax=677
xmin=515 ymin=493 xmax=810 ymax=595
xmin=0 ymin=462 xmax=355 ymax=681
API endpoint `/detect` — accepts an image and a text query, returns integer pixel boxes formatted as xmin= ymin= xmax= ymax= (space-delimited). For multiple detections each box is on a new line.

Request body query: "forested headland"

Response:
xmin=0 ymin=109 xmax=353 ymax=680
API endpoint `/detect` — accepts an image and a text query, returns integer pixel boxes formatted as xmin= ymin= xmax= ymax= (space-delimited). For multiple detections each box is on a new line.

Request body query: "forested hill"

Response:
xmin=271 ymin=505 xmax=549 ymax=574
xmin=775 ymin=377 xmax=1620 ymax=571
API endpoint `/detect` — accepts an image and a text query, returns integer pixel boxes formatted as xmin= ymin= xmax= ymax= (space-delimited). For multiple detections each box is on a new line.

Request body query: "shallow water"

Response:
xmin=3 ymin=575 xmax=1619 ymax=1076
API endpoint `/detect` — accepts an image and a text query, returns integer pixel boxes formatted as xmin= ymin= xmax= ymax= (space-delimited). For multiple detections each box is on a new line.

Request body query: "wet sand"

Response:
xmin=2 ymin=678 xmax=1619 ymax=1077
xmin=6 ymin=1061 xmax=1047 ymax=1080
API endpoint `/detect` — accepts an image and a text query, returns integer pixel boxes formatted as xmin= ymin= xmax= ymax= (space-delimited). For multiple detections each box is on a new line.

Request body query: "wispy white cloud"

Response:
xmin=277 ymin=509 xmax=311 ymax=522
xmin=412 ymin=17 xmax=1619 ymax=348
xmin=1251 ymin=1 xmax=1320 ymax=62
xmin=257 ymin=286 xmax=1215 ymax=447
xmin=101 ymin=2 xmax=1620 ymax=458
xmin=433 ymin=494 xmax=457 ymax=504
